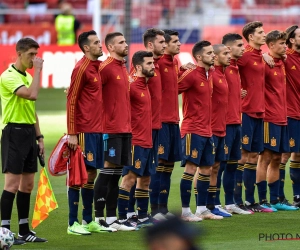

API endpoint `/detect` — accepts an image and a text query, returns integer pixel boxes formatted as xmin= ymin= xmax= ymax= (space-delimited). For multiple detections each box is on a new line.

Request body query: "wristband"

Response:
xmin=36 ymin=134 xmax=44 ymax=140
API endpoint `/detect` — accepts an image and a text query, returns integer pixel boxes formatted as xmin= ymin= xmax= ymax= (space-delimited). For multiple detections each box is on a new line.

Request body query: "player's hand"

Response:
xmin=262 ymin=53 xmax=274 ymax=68
xmin=282 ymin=54 xmax=287 ymax=62
xmin=181 ymin=62 xmax=196 ymax=70
xmin=241 ymin=89 xmax=247 ymax=99
xmin=68 ymin=134 xmax=78 ymax=151
xmin=32 ymin=57 xmax=44 ymax=71
xmin=64 ymin=87 xmax=69 ymax=96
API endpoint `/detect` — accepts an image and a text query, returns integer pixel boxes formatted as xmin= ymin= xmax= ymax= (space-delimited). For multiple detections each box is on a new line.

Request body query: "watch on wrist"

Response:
xmin=36 ymin=134 xmax=44 ymax=140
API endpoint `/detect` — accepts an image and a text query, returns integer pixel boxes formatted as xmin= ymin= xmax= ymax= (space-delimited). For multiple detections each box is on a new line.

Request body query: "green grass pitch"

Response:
xmin=1 ymin=89 xmax=300 ymax=250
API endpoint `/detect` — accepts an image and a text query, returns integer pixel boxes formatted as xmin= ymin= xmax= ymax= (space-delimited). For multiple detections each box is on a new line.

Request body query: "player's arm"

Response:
xmin=34 ymin=113 xmax=45 ymax=156
xmin=67 ymin=68 xmax=85 ymax=150
xmin=15 ymin=56 xmax=44 ymax=100
xmin=262 ymin=53 xmax=275 ymax=68
xmin=178 ymin=69 xmax=194 ymax=94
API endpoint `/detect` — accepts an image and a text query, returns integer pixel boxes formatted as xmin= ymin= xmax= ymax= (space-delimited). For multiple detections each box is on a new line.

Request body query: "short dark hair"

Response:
xmin=222 ymin=33 xmax=243 ymax=45
xmin=143 ymin=28 xmax=165 ymax=47
xmin=132 ymin=51 xmax=153 ymax=70
xmin=286 ymin=25 xmax=299 ymax=48
xmin=192 ymin=40 xmax=211 ymax=60
xmin=242 ymin=21 xmax=263 ymax=42
xmin=78 ymin=30 xmax=97 ymax=53
xmin=213 ymin=44 xmax=227 ymax=55
xmin=163 ymin=29 xmax=179 ymax=43
xmin=266 ymin=30 xmax=287 ymax=46
xmin=104 ymin=32 xmax=124 ymax=48
xmin=16 ymin=38 xmax=39 ymax=52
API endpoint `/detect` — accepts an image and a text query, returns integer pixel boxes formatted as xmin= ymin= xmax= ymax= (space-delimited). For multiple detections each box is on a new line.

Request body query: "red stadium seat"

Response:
xmin=76 ymin=14 xmax=92 ymax=24
xmin=33 ymin=14 xmax=54 ymax=23
xmin=5 ymin=14 xmax=31 ymax=24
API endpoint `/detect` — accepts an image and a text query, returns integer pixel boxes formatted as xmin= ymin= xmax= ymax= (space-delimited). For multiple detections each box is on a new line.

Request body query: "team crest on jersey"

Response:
xmin=271 ymin=137 xmax=277 ymax=147
xmin=62 ymin=149 xmax=70 ymax=159
xmin=164 ymin=68 xmax=168 ymax=72
xmin=242 ymin=135 xmax=249 ymax=145
xmin=135 ymin=159 xmax=141 ymax=169
xmin=289 ymin=138 xmax=295 ymax=147
xmin=291 ymin=65 xmax=296 ymax=70
xmin=224 ymin=145 xmax=228 ymax=155
xmin=158 ymin=144 xmax=164 ymax=154
xmin=87 ymin=152 xmax=94 ymax=161
xmin=191 ymin=149 xmax=198 ymax=158
xmin=109 ymin=147 xmax=116 ymax=157
xmin=200 ymin=82 xmax=204 ymax=86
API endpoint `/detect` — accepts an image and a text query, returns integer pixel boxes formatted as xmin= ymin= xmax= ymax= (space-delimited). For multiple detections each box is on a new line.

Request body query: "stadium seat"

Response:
xmin=5 ymin=14 xmax=31 ymax=24
xmin=76 ymin=14 xmax=92 ymax=24
xmin=33 ymin=14 xmax=54 ymax=23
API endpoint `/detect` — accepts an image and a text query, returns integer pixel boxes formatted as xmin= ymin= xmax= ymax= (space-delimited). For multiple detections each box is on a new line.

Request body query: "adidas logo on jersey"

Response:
xmin=116 ymin=75 xmax=121 ymax=79
xmin=160 ymin=190 xmax=168 ymax=194
xmin=164 ymin=68 xmax=168 ymax=72
xmin=200 ymin=82 xmax=204 ymax=86
xmin=253 ymin=62 xmax=257 ymax=65
xmin=274 ymin=71 xmax=277 ymax=76
xmin=219 ymin=79 xmax=222 ymax=83
xmin=94 ymin=77 xmax=98 ymax=82
xmin=229 ymin=70 xmax=233 ymax=74
xmin=141 ymin=92 xmax=145 ymax=97
xmin=291 ymin=65 xmax=296 ymax=70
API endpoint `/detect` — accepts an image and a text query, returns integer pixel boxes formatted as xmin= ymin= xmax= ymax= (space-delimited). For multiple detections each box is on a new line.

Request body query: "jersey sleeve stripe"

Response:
xmin=99 ymin=57 xmax=114 ymax=71
xmin=67 ymin=58 xmax=90 ymax=134
xmin=178 ymin=69 xmax=193 ymax=82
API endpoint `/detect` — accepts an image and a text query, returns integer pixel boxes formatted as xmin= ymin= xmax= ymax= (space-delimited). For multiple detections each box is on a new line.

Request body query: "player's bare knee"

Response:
xmin=87 ymin=169 xmax=97 ymax=182
xmin=121 ymin=172 xmax=137 ymax=190
xmin=137 ymin=176 xmax=150 ymax=189
xmin=184 ymin=161 xmax=197 ymax=175
xmin=199 ymin=166 xmax=211 ymax=175
xmin=291 ymin=152 xmax=300 ymax=162
xmin=248 ymin=152 xmax=259 ymax=163
xmin=104 ymin=161 xmax=118 ymax=168
xmin=271 ymin=153 xmax=281 ymax=165
xmin=281 ymin=153 xmax=290 ymax=164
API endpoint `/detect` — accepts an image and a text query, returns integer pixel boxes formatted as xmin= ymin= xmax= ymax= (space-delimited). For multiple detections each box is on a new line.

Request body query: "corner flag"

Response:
xmin=32 ymin=167 xmax=58 ymax=229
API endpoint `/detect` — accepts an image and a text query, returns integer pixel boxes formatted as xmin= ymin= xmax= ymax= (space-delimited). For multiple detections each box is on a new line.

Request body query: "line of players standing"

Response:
xmin=66 ymin=22 xmax=300 ymax=235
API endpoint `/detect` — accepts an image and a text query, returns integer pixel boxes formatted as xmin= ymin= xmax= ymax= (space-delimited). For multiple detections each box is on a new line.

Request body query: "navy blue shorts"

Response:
xmin=78 ymin=133 xmax=104 ymax=169
xmin=123 ymin=145 xmax=155 ymax=177
xmin=158 ymin=123 xmax=182 ymax=162
xmin=181 ymin=133 xmax=215 ymax=167
xmin=152 ymin=129 xmax=159 ymax=167
xmin=213 ymin=135 xmax=226 ymax=162
xmin=263 ymin=122 xmax=290 ymax=153
xmin=287 ymin=117 xmax=300 ymax=153
xmin=241 ymin=113 xmax=264 ymax=152
xmin=224 ymin=124 xmax=242 ymax=161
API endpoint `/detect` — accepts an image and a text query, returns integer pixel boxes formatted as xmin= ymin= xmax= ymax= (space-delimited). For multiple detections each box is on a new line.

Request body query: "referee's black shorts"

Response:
xmin=1 ymin=123 xmax=37 ymax=174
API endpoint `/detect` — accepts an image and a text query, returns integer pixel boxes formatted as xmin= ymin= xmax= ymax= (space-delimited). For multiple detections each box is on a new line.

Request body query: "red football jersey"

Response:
xmin=237 ymin=45 xmax=265 ymax=118
xmin=264 ymin=57 xmax=287 ymax=125
xmin=225 ymin=59 xmax=242 ymax=125
xmin=130 ymin=57 xmax=162 ymax=129
xmin=100 ymin=57 xmax=131 ymax=133
xmin=130 ymin=77 xmax=152 ymax=148
xmin=67 ymin=56 xmax=102 ymax=134
xmin=285 ymin=48 xmax=300 ymax=119
xmin=158 ymin=54 xmax=180 ymax=124
xmin=212 ymin=66 xmax=229 ymax=137
xmin=178 ymin=66 xmax=213 ymax=137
